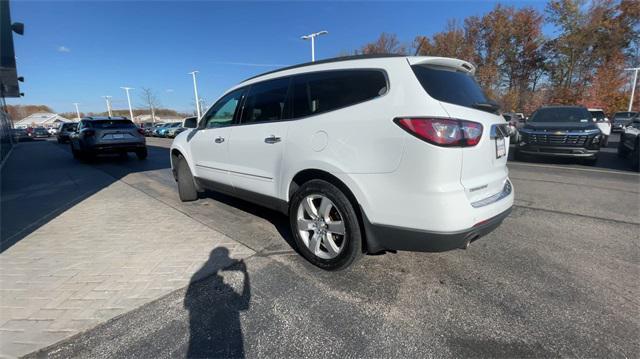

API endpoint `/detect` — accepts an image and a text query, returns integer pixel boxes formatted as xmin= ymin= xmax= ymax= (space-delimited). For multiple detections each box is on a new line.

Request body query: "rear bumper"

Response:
xmin=518 ymin=144 xmax=598 ymax=158
xmin=88 ymin=142 xmax=146 ymax=153
xmin=362 ymin=206 xmax=512 ymax=253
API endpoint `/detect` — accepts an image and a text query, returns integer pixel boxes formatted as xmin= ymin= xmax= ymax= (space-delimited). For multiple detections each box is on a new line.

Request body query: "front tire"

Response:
xmin=631 ymin=141 xmax=639 ymax=172
xmin=582 ymin=156 xmax=598 ymax=166
xmin=176 ymin=155 xmax=198 ymax=202
xmin=618 ymin=139 xmax=629 ymax=158
xmin=289 ymin=179 xmax=362 ymax=271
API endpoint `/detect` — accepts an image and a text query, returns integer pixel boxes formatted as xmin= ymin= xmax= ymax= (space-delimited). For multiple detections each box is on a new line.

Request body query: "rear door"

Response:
xmin=410 ymin=62 xmax=509 ymax=204
xmin=190 ymin=88 xmax=246 ymax=186
xmin=226 ymin=77 xmax=291 ymax=198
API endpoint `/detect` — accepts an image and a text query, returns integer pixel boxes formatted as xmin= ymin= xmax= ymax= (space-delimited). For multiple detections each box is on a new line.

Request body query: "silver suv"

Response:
xmin=70 ymin=117 xmax=147 ymax=160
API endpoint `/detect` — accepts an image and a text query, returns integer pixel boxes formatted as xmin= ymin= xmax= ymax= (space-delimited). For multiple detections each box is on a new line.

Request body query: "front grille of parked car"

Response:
xmin=525 ymin=133 xmax=588 ymax=146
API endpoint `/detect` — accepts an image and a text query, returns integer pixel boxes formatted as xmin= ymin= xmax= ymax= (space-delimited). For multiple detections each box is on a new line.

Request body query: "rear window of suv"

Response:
xmin=411 ymin=65 xmax=492 ymax=111
xmin=88 ymin=120 xmax=136 ymax=129
xmin=529 ymin=107 xmax=592 ymax=123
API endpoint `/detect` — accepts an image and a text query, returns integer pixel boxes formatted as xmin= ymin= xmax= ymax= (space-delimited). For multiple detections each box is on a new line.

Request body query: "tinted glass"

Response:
xmin=529 ymin=107 xmax=592 ymax=123
xmin=613 ymin=112 xmax=637 ymax=121
xmin=88 ymin=120 xmax=136 ymax=129
xmin=202 ymin=89 xmax=245 ymax=128
xmin=291 ymin=70 xmax=387 ymax=118
xmin=241 ymin=77 xmax=290 ymax=124
xmin=412 ymin=65 xmax=490 ymax=110
xmin=589 ymin=110 xmax=606 ymax=121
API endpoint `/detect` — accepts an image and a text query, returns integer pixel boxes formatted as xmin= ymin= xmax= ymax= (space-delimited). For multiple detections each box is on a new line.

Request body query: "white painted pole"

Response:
xmin=103 ymin=96 xmax=113 ymax=117
xmin=625 ymin=68 xmax=639 ymax=112
xmin=121 ymin=87 xmax=134 ymax=121
xmin=189 ymin=71 xmax=201 ymax=119
xmin=301 ymin=31 xmax=328 ymax=63
xmin=73 ymin=103 xmax=81 ymax=121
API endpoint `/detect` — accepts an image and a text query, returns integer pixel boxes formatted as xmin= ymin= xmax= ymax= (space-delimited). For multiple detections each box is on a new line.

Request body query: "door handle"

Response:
xmin=264 ymin=135 xmax=281 ymax=144
xmin=214 ymin=136 xmax=225 ymax=143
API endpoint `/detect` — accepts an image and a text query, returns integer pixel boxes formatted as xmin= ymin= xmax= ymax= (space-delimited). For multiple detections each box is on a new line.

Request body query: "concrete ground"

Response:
xmin=2 ymin=134 xmax=639 ymax=358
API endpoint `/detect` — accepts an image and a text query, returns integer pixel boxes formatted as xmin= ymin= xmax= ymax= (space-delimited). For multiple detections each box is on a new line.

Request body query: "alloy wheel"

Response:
xmin=296 ymin=194 xmax=346 ymax=260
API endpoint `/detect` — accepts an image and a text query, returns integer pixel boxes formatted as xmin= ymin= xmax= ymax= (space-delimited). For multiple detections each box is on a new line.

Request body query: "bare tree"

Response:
xmin=139 ymin=88 xmax=161 ymax=123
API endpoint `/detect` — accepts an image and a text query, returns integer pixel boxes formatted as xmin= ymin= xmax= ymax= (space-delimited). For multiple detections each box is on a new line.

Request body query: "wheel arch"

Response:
xmin=288 ymin=169 xmax=370 ymax=253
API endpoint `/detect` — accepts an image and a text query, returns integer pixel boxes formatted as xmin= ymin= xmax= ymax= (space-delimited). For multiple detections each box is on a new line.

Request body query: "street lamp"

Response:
xmin=120 ymin=87 xmax=134 ymax=121
xmin=624 ymin=67 xmax=639 ymax=112
xmin=301 ymin=30 xmax=328 ymax=62
xmin=188 ymin=71 xmax=201 ymax=119
xmin=73 ymin=103 xmax=81 ymax=121
xmin=102 ymin=96 xmax=113 ymax=117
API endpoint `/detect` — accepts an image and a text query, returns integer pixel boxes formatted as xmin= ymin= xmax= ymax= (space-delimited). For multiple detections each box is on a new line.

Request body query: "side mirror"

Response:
xmin=183 ymin=117 xmax=198 ymax=129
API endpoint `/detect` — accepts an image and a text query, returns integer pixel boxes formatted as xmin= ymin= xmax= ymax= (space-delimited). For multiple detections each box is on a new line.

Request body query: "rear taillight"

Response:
xmin=137 ymin=128 xmax=145 ymax=135
xmin=84 ymin=130 xmax=95 ymax=137
xmin=394 ymin=118 xmax=483 ymax=147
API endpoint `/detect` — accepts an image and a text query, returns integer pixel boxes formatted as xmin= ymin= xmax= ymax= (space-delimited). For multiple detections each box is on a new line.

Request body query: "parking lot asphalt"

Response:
xmin=9 ymin=135 xmax=640 ymax=358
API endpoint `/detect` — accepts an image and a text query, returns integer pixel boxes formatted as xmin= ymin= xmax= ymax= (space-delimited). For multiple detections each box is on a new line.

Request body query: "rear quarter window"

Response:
xmin=291 ymin=69 xmax=387 ymax=118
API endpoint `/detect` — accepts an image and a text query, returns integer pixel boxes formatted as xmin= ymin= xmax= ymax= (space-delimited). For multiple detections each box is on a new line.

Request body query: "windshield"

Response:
xmin=589 ymin=110 xmax=606 ymax=121
xmin=88 ymin=120 xmax=136 ymax=129
xmin=528 ymin=107 xmax=592 ymax=123
xmin=613 ymin=112 xmax=637 ymax=120
xmin=411 ymin=65 xmax=495 ymax=112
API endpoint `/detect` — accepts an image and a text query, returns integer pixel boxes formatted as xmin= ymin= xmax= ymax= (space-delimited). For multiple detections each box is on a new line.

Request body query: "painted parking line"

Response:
xmin=508 ymin=161 xmax=639 ymax=176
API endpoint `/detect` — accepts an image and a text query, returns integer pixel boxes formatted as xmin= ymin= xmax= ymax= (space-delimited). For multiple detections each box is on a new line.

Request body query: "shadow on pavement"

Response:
xmin=0 ymin=140 xmax=170 ymax=253
xmin=184 ymin=247 xmax=250 ymax=358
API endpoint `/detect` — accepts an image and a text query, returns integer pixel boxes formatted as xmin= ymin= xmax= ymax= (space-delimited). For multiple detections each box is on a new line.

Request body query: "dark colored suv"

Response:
xmin=515 ymin=106 xmax=602 ymax=165
xmin=70 ymin=117 xmax=147 ymax=160
xmin=56 ymin=122 xmax=78 ymax=143
xmin=611 ymin=111 xmax=638 ymax=132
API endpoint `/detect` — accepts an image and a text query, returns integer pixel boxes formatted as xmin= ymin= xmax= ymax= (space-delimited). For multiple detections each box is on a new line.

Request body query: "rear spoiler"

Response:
xmin=406 ymin=56 xmax=476 ymax=75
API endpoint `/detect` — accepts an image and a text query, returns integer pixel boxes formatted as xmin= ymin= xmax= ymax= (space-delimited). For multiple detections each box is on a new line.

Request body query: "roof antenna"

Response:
xmin=414 ymin=37 xmax=426 ymax=56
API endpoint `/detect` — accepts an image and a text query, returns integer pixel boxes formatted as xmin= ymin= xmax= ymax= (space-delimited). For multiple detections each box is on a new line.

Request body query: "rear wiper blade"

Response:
xmin=472 ymin=102 xmax=500 ymax=113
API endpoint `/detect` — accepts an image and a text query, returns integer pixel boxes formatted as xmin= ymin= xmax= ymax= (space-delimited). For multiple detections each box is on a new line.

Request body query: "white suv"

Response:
xmin=171 ymin=55 xmax=514 ymax=270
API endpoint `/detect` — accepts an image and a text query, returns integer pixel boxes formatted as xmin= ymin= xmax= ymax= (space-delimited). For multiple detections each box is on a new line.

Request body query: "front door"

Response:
xmin=190 ymin=88 xmax=246 ymax=187
xmin=227 ymin=77 xmax=291 ymax=198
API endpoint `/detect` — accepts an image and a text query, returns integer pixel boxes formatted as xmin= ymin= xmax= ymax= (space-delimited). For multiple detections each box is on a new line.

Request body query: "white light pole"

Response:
xmin=102 ymin=96 xmax=113 ymax=117
xmin=301 ymin=30 xmax=328 ymax=62
xmin=121 ymin=87 xmax=134 ymax=121
xmin=624 ymin=67 xmax=639 ymax=112
xmin=73 ymin=103 xmax=81 ymax=121
xmin=188 ymin=71 xmax=201 ymax=119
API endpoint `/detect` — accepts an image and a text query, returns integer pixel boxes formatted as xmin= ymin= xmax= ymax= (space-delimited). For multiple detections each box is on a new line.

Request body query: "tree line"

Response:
xmin=353 ymin=0 xmax=639 ymax=115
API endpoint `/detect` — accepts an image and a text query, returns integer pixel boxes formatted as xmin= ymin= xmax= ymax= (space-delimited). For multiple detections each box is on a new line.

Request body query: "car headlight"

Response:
xmin=592 ymin=135 xmax=601 ymax=143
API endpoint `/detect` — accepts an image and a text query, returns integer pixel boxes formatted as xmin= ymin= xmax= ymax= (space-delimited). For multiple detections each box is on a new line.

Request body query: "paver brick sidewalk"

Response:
xmin=0 ymin=143 xmax=254 ymax=358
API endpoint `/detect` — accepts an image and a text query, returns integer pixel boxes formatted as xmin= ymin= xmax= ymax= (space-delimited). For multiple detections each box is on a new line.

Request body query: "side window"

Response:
xmin=291 ymin=70 xmax=387 ymax=118
xmin=201 ymin=89 xmax=245 ymax=129
xmin=240 ymin=77 xmax=290 ymax=124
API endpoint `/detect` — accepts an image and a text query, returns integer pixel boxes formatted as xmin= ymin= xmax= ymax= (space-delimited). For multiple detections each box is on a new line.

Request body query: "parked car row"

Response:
xmin=617 ymin=113 xmax=640 ymax=171
xmin=139 ymin=118 xmax=196 ymax=138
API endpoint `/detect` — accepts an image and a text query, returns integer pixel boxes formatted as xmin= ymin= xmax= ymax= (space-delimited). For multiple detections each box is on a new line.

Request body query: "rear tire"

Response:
xmin=513 ymin=148 xmax=525 ymax=161
xmin=289 ymin=179 xmax=362 ymax=271
xmin=176 ymin=155 xmax=198 ymax=202
xmin=618 ymin=139 xmax=629 ymax=158
xmin=136 ymin=148 xmax=148 ymax=160
xmin=582 ymin=156 xmax=598 ymax=166
xmin=71 ymin=144 xmax=80 ymax=160
xmin=631 ymin=141 xmax=639 ymax=172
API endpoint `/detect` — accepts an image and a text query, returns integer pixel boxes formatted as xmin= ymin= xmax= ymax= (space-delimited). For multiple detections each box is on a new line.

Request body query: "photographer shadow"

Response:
xmin=184 ymin=247 xmax=251 ymax=358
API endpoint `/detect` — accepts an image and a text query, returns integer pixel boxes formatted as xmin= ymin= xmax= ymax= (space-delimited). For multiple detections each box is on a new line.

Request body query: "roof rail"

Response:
xmin=240 ymin=53 xmax=406 ymax=83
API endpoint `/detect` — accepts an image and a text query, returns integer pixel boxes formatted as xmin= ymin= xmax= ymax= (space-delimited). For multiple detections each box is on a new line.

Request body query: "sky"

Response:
xmin=7 ymin=0 xmax=549 ymax=115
